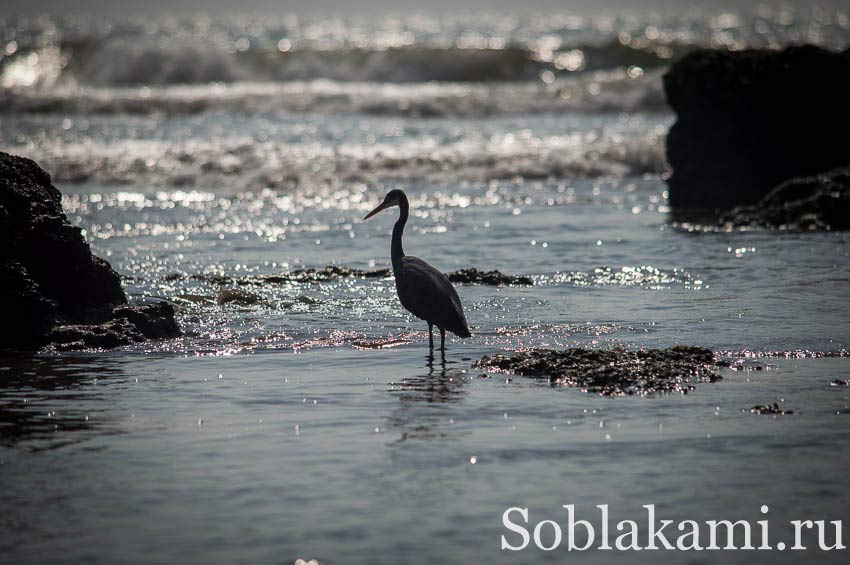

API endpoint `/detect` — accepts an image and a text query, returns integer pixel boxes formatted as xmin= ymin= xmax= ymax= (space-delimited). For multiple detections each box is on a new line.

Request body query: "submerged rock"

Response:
xmin=718 ymin=165 xmax=850 ymax=231
xmin=265 ymin=266 xmax=391 ymax=284
xmin=664 ymin=45 xmax=850 ymax=212
xmin=476 ymin=345 xmax=722 ymax=396
xmin=0 ymin=151 xmax=180 ymax=350
xmin=111 ymin=303 xmax=180 ymax=339
xmin=747 ymin=403 xmax=794 ymax=415
xmin=179 ymin=265 xmax=531 ymax=286
xmin=216 ymin=288 xmax=265 ymax=306
xmin=45 ymin=303 xmax=179 ymax=351
xmin=447 ymin=268 xmax=533 ymax=286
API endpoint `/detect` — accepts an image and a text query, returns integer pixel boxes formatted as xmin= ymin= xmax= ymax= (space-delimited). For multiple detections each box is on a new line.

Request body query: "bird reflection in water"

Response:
xmin=393 ymin=352 xmax=466 ymax=403
xmin=386 ymin=352 xmax=469 ymax=443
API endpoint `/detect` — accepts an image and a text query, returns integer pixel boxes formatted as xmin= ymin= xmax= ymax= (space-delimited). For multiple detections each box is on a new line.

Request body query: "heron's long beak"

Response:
xmin=364 ymin=201 xmax=388 ymax=220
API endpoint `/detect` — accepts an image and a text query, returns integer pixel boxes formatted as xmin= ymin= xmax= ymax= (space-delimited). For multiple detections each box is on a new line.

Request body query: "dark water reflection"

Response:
xmin=0 ymin=355 xmax=127 ymax=450
xmin=387 ymin=353 xmax=470 ymax=443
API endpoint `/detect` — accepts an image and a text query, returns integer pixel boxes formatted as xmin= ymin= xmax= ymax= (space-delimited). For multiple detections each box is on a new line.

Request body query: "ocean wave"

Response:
xmin=0 ymin=67 xmax=667 ymax=117
xmin=8 ymin=126 xmax=667 ymax=190
xmin=0 ymin=37 xmax=682 ymax=89
xmin=4 ymin=7 xmax=848 ymax=90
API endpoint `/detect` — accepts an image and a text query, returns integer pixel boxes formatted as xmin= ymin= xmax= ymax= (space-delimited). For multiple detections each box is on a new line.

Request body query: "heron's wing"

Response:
xmin=395 ymin=256 xmax=470 ymax=336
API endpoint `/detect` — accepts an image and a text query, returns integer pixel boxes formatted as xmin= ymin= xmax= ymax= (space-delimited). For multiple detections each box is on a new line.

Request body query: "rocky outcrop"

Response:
xmin=664 ymin=45 xmax=850 ymax=211
xmin=0 ymin=151 xmax=180 ymax=350
xmin=45 ymin=303 xmax=180 ymax=351
xmin=476 ymin=346 xmax=723 ymax=396
xmin=718 ymin=165 xmax=850 ymax=230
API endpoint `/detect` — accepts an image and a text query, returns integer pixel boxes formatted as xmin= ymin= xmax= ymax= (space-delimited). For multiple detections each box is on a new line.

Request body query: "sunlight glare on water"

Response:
xmin=2 ymin=6 xmax=850 ymax=564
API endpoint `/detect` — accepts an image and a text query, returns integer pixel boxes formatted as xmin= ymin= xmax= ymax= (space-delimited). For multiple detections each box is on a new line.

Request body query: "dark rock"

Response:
xmin=447 ymin=268 xmax=533 ymax=286
xmin=189 ymin=273 xmax=234 ymax=285
xmin=181 ymin=265 xmax=530 ymax=286
xmin=45 ymin=303 xmax=180 ymax=351
xmin=1 ymin=152 xmax=126 ymax=349
xmin=0 ymin=260 xmax=60 ymax=348
xmin=664 ymin=45 xmax=850 ymax=211
xmin=270 ymin=266 xmax=391 ymax=283
xmin=46 ymin=318 xmax=144 ymax=351
xmin=747 ymin=403 xmax=793 ymax=415
xmin=112 ymin=303 xmax=181 ymax=339
xmin=476 ymin=345 xmax=722 ymax=396
xmin=0 ymin=152 xmax=127 ymax=324
xmin=718 ymin=165 xmax=850 ymax=230
xmin=0 ymin=151 xmax=180 ymax=350
xmin=216 ymin=288 xmax=266 ymax=306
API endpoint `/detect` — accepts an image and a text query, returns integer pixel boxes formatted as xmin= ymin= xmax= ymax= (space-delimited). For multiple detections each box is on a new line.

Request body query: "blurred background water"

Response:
xmin=1 ymin=3 xmax=849 ymax=563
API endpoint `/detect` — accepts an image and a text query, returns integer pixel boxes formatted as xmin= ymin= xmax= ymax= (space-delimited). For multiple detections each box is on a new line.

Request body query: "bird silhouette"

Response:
xmin=364 ymin=189 xmax=471 ymax=350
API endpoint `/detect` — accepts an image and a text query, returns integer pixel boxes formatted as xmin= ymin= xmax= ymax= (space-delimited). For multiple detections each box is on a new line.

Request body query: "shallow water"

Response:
xmin=2 ymin=6 xmax=850 ymax=564
xmin=1 ymin=353 xmax=849 ymax=564
xmin=2 ymin=162 xmax=849 ymax=562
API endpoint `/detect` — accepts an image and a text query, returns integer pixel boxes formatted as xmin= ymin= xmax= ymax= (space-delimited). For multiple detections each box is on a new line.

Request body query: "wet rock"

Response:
xmin=476 ymin=345 xmax=722 ymax=396
xmin=664 ymin=45 xmax=850 ymax=211
xmin=265 ymin=266 xmax=391 ymax=284
xmin=46 ymin=318 xmax=144 ymax=351
xmin=0 ymin=260 xmax=60 ymax=348
xmin=181 ymin=265 xmax=530 ymax=286
xmin=718 ymin=165 xmax=850 ymax=231
xmin=190 ymin=273 xmax=234 ymax=285
xmin=747 ymin=403 xmax=794 ymax=415
xmin=174 ymin=293 xmax=216 ymax=304
xmin=216 ymin=288 xmax=267 ymax=306
xmin=281 ymin=296 xmax=319 ymax=308
xmin=112 ymin=303 xmax=181 ymax=339
xmin=0 ymin=151 xmax=179 ymax=350
xmin=44 ymin=303 xmax=180 ymax=351
xmin=447 ymin=268 xmax=533 ymax=286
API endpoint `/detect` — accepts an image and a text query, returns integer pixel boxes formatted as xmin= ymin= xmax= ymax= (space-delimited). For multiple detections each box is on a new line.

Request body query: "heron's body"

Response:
xmin=365 ymin=189 xmax=471 ymax=349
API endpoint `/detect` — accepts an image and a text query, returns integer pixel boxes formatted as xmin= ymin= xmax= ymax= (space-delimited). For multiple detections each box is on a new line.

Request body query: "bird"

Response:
xmin=364 ymin=189 xmax=471 ymax=351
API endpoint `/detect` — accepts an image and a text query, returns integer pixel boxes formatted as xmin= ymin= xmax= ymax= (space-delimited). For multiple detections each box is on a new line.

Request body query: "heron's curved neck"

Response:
xmin=391 ymin=195 xmax=409 ymax=269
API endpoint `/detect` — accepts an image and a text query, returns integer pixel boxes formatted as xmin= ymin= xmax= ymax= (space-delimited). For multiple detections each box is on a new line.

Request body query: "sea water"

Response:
xmin=1 ymin=7 xmax=849 ymax=564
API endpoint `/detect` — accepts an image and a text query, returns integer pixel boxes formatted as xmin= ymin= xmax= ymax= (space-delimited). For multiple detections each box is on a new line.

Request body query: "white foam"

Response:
xmin=12 ymin=124 xmax=667 ymax=191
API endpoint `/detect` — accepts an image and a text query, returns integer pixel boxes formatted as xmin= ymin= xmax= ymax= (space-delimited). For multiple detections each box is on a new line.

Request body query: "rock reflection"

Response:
xmin=0 ymin=356 xmax=127 ymax=450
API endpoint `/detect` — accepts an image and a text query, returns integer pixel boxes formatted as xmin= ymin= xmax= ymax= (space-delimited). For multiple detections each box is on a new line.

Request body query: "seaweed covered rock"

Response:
xmin=46 ymin=303 xmax=180 ymax=351
xmin=476 ymin=346 xmax=722 ymax=396
xmin=447 ymin=268 xmax=533 ymax=286
xmin=718 ymin=165 xmax=850 ymax=230
xmin=0 ymin=151 xmax=180 ymax=350
xmin=664 ymin=45 xmax=850 ymax=211
xmin=747 ymin=403 xmax=794 ymax=415
xmin=178 ymin=265 xmax=531 ymax=286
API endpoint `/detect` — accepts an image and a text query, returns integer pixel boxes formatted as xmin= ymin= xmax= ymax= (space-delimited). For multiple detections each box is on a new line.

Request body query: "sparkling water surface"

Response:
xmin=1 ymin=153 xmax=848 ymax=562
xmin=2 ymin=7 xmax=850 ymax=563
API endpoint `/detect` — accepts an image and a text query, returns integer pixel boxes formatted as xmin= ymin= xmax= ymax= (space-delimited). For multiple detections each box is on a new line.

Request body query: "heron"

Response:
xmin=364 ymin=189 xmax=471 ymax=351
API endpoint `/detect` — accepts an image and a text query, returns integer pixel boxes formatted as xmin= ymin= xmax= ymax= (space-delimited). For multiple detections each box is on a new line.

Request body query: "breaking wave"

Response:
xmin=0 ymin=67 xmax=667 ymax=117
xmin=5 ymin=9 xmax=847 ymax=117
xmin=1 ymin=38 xmax=681 ymax=88
xmin=8 ymin=127 xmax=667 ymax=190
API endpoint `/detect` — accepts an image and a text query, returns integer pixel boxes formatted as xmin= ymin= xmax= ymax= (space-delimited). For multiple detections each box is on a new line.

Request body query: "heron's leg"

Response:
xmin=440 ymin=327 xmax=446 ymax=351
xmin=428 ymin=323 xmax=434 ymax=349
